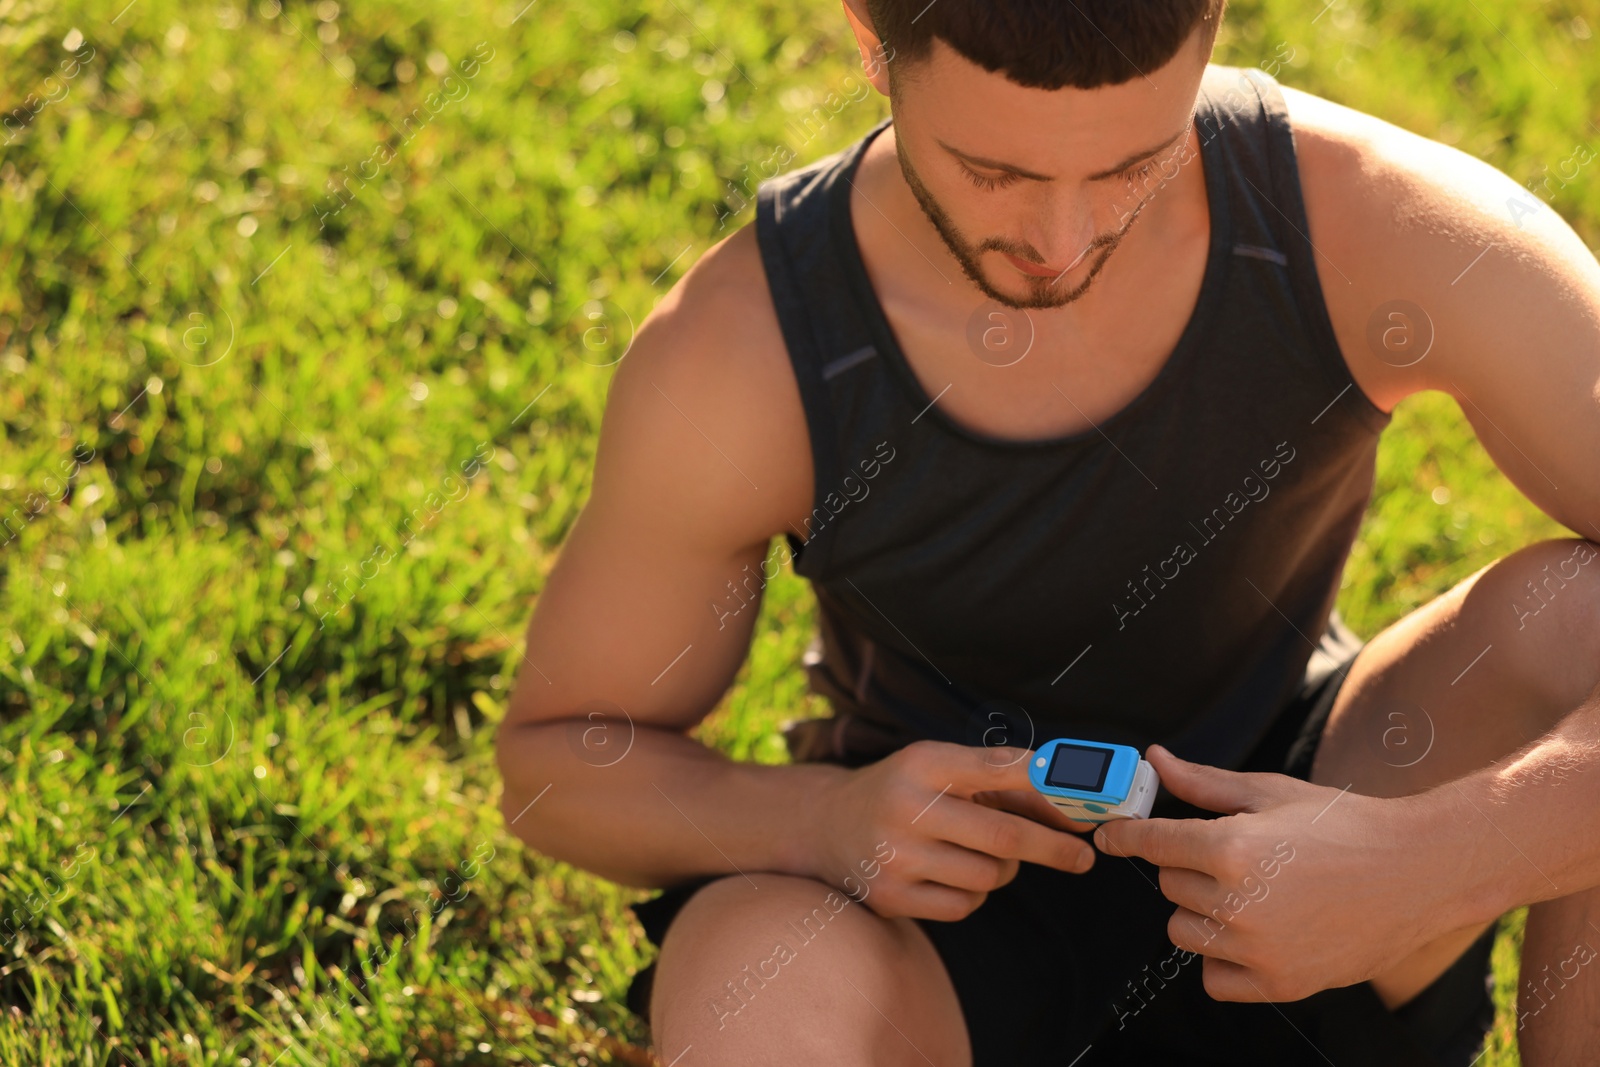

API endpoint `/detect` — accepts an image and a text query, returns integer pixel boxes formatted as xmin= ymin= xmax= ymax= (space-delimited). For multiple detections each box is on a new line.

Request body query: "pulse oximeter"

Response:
xmin=1028 ymin=738 xmax=1158 ymax=822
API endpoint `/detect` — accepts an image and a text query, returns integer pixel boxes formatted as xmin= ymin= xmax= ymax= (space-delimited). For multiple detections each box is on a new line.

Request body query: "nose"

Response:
xmin=1017 ymin=192 xmax=1104 ymax=271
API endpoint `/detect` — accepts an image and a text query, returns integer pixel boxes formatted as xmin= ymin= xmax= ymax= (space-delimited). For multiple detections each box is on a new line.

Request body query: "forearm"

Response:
xmin=1417 ymin=683 xmax=1600 ymax=926
xmin=495 ymin=718 xmax=850 ymax=889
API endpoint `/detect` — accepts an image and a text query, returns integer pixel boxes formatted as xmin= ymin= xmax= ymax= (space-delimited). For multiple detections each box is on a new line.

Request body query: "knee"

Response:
xmin=650 ymin=872 xmax=959 ymax=1063
xmin=653 ymin=874 xmax=825 ymax=1019
xmin=1476 ymin=537 xmax=1600 ymax=699
xmin=1496 ymin=538 xmax=1600 ymax=643
xmin=655 ymin=870 xmax=909 ymax=1004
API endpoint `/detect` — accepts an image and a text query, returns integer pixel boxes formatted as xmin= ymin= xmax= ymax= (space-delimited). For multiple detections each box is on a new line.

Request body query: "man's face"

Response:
xmin=886 ymin=30 xmax=1211 ymax=310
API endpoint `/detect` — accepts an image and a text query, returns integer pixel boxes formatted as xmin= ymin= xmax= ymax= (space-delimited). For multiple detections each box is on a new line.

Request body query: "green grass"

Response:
xmin=0 ymin=0 xmax=1594 ymax=1062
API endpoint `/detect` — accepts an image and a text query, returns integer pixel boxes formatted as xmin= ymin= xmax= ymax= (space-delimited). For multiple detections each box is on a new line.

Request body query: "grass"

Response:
xmin=0 ymin=0 xmax=1595 ymax=1062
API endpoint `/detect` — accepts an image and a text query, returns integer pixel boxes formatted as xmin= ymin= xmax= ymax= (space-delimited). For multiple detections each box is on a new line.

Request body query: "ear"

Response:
xmin=841 ymin=0 xmax=892 ymax=97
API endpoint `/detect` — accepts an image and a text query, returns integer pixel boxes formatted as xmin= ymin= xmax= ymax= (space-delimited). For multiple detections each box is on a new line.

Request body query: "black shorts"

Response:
xmin=625 ymin=617 xmax=1498 ymax=1066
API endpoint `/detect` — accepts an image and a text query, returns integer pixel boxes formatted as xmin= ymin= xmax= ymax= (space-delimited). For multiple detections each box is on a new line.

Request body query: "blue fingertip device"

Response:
xmin=1029 ymin=738 xmax=1158 ymax=822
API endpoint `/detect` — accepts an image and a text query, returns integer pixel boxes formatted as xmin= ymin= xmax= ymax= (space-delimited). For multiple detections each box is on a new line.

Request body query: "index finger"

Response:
xmin=972 ymin=788 xmax=1102 ymax=836
xmin=927 ymin=798 xmax=1095 ymax=873
xmin=1093 ymin=815 xmax=1220 ymax=872
xmin=931 ymin=743 xmax=1040 ymax=796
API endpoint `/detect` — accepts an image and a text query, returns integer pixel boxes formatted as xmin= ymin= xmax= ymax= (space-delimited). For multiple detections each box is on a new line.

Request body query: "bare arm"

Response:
xmin=495 ymin=226 xmax=1095 ymax=910
xmin=1298 ymin=89 xmax=1600 ymax=910
xmin=1289 ymin=83 xmax=1600 ymax=533
xmin=1377 ymin=135 xmax=1600 ymax=925
xmin=494 ymin=226 xmax=838 ymax=889
xmin=1118 ymin=91 xmax=1600 ymax=1003
xmin=1347 ymin=131 xmax=1600 ymax=919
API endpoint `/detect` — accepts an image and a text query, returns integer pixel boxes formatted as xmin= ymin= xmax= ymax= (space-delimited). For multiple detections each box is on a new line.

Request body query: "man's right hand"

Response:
xmin=801 ymin=740 xmax=1101 ymax=922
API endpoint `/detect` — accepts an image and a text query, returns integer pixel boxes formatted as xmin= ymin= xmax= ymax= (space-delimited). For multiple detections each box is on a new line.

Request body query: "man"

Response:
xmin=495 ymin=1 xmax=1600 ymax=1063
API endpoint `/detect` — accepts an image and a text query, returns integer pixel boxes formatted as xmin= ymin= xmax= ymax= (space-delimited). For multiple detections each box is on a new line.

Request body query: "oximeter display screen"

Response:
xmin=1045 ymin=743 xmax=1112 ymax=792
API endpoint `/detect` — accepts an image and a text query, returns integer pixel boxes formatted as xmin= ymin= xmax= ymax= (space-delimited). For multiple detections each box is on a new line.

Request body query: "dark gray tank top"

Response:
xmin=756 ymin=65 xmax=1390 ymax=771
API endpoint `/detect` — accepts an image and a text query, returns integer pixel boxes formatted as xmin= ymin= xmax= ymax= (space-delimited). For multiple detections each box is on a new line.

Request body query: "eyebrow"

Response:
xmin=936 ymin=122 xmax=1192 ymax=183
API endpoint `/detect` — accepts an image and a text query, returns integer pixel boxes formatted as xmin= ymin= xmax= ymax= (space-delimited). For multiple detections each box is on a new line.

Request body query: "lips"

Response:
xmin=999 ymin=243 xmax=1095 ymax=279
xmin=1000 ymin=251 xmax=1062 ymax=278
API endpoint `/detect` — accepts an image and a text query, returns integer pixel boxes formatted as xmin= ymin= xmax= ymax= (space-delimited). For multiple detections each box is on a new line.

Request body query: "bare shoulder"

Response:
xmin=1280 ymin=82 xmax=1600 ymax=411
xmin=596 ymin=221 xmax=813 ymax=552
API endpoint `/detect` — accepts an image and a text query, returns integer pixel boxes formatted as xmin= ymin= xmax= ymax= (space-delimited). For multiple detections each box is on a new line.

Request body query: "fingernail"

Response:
xmin=1093 ymin=828 xmax=1108 ymax=850
xmin=1076 ymin=850 xmax=1093 ymax=873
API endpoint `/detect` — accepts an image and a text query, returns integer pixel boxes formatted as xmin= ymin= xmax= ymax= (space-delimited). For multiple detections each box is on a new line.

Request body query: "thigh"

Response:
xmin=1312 ymin=538 xmax=1600 ymax=800
xmin=647 ymin=871 xmax=970 ymax=1067
xmin=1304 ymin=541 xmax=1600 ymax=1025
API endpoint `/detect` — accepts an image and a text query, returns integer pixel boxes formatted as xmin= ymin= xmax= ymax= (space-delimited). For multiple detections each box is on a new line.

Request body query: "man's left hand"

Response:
xmin=1093 ymin=744 xmax=1464 ymax=1002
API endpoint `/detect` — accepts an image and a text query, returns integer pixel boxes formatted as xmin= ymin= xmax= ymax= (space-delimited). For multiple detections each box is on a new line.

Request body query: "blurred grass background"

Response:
xmin=0 ymin=0 xmax=1595 ymax=1062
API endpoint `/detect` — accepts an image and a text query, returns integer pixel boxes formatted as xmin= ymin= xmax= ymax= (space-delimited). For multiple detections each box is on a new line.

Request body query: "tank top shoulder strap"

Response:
xmin=754 ymin=121 xmax=897 ymax=577
xmin=1198 ymin=64 xmax=1294 ymax=257
xmin=1199 ymin=65 xmax=1383 ymax=431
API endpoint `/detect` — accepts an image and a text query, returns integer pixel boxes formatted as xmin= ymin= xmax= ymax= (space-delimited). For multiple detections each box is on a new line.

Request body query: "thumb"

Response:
xmin=1146 ymin=744 xmax=1279 ymax=815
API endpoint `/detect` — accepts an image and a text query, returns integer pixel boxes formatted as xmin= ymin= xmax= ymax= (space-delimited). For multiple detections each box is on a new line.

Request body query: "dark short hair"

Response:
xmin=866 ymin=0 xmax=1227 ymax=90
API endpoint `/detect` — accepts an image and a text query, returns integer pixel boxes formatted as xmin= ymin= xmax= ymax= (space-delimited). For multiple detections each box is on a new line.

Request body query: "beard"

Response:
xmin=893 ymin=133 xmax=1151 ymax=311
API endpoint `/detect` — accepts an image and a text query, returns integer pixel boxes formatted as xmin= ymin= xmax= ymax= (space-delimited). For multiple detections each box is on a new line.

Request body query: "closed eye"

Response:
xmin=958 ymin=161 xmax=1024 ymax=191
xmin=1120 ymin=160 xmax=1160 ymax=186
